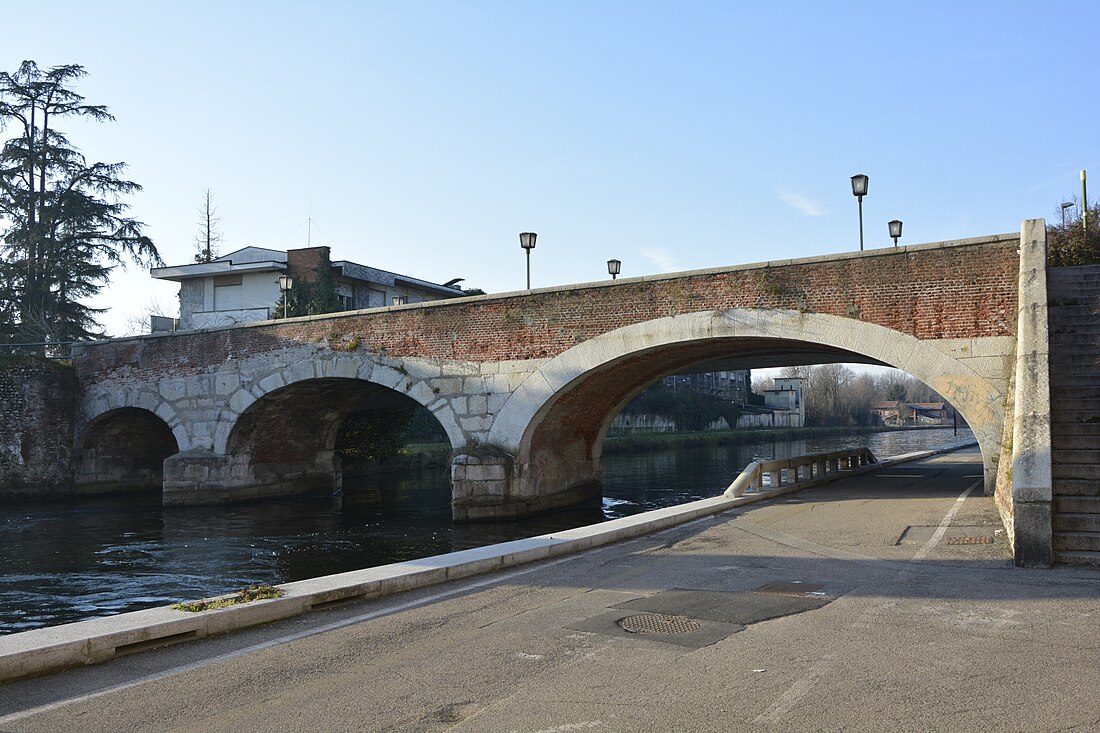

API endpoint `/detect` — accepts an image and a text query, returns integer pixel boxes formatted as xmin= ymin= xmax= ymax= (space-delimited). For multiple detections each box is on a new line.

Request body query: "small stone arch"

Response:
xmin=487 ymin=309 xmax=1007 ymax=513
xmin=75 ymin=407 xmax=181 ymax=493
xmin=81 ymin=388 xmax=190 ymax=452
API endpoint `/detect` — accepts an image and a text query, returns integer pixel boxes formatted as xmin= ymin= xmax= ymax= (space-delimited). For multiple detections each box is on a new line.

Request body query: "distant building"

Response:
xmin=871 ymin=400 xmax=904 ymax=426
xmin=909 ymin=402 xmax=949 ymax=424
xmin=150 ymin=246 xmax=464 ymax=331
xmin=761 ymin=377 xmax=806 ymax=427
xmin=662 ymin=370 xmax=751 ymax=404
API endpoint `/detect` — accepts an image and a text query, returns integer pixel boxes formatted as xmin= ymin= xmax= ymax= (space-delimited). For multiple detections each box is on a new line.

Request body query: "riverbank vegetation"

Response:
xmin=756 ymin=365 xmax=947 ymax=427
xmin=618 ymin=365 xmax=949 ymax=432
xmin=171 ymin=584 xmax=283 ymax=613
xmin=618 ymin=382 xmax=742 ymax=431
xmin=1047 ymin=198 xmax=1100 ymax=267
xmin=336 ymin=404 xmax=449 ymax=471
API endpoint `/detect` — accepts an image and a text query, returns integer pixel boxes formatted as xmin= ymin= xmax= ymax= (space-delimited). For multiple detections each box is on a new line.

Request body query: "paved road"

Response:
xmin=4 ymin=448 xmax=1100 ymax=732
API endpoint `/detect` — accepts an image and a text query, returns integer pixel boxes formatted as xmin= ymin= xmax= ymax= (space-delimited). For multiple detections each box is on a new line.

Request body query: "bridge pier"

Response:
xmin=162 ymin=451 xmax=340 ymax=504
xmin=451 ymin=445 xmax=601 ymax=521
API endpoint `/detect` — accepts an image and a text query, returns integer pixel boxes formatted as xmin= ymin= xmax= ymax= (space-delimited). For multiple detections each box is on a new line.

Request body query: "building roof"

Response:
xmin=152 ymin=246 xmax=463 ymax=295
xmin=332 ymin=260 xmax=462 ymax=296
xmin=150 ymin=246 xmax=287 ymax=282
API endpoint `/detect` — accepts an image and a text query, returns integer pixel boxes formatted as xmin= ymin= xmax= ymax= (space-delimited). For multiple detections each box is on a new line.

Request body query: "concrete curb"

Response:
xmin=0 ymin=442 xmax=976 ymax=682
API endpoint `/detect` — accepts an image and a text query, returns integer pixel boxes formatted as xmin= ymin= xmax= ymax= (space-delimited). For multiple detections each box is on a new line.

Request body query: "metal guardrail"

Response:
xmin=724 ymin=447 xmax=878 ymax=498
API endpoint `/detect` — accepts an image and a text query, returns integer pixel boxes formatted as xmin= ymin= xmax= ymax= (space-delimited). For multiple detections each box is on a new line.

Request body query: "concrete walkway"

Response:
xmin=4 ymin=448 xmax=1100 ymax=732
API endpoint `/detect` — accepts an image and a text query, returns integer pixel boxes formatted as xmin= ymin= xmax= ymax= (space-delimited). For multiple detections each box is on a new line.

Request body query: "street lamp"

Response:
xmin=851 ymin=174 xmax=869 ymax=251
xmin=888 ymin=219 xmax=903 ymax=247
xmin=1062 ymin=201 xmax=1074 ymax=229
xmin=277 ymin=274 xmax=294 ymax=319
xmin=519 ymin=232 xmax=537 ymax=289
xmin=607 ymin=259 xmax=621 ymax=280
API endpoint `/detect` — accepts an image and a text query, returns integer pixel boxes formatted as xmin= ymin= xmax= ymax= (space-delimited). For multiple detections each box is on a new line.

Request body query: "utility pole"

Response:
xmin=1083 ymin=170 xmax=1089 ymax=235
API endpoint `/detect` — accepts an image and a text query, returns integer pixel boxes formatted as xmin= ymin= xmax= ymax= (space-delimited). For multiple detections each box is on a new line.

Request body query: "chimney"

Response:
xmin=286 ymin=246 xmax=330 ymax=284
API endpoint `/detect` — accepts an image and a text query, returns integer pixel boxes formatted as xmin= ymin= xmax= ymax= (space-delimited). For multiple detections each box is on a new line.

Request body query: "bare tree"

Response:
xmin=120 ymin=296 xmax=176 ymax=336
xmin=193 ymin=188 xmax=222 ymax=263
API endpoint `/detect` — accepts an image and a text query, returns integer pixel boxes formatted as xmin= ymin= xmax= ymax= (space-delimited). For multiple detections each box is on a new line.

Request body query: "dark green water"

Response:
xmin=0 ymin=428 xmax=972 ymax=634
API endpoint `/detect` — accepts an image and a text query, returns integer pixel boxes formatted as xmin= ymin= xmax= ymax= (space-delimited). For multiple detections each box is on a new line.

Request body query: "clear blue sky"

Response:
xmin=3 ymin=1 xmax=1097 ymax=337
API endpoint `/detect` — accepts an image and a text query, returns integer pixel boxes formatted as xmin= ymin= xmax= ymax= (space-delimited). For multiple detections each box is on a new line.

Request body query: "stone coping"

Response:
xmin=0 ymin=443 xmax=975 ymax=682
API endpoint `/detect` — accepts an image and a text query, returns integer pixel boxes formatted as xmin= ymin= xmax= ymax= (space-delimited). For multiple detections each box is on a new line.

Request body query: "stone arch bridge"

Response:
xmin=71 ymin=224 xmax=1053 ymax=565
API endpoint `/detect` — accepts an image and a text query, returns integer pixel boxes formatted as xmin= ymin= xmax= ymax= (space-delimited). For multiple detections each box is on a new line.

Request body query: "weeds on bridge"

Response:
xmin=171 ymin=584 xmax=283 ymax=612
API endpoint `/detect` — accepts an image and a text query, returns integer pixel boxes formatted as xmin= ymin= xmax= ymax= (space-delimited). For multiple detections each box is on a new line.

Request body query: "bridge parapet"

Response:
xmin=73 ymin=232 xmax=1020 ymax=378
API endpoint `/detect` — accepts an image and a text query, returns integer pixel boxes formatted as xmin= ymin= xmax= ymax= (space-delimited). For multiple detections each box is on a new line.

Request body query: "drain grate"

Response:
xmin=945 ymin=535 xmax=993 ymax=545
xmin=617 ymin=613 xmax=702 ymax=635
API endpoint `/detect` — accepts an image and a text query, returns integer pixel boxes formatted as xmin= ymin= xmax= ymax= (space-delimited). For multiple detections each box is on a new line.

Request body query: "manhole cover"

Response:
xmin=617 ymin=613 xmax=702 ymax=635
xmin=945 ymin=535 xmax=993 ymax=545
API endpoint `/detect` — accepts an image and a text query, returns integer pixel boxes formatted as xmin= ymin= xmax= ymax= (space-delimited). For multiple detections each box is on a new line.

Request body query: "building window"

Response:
xmin=213 ymin=274 xmax=243 ymax=310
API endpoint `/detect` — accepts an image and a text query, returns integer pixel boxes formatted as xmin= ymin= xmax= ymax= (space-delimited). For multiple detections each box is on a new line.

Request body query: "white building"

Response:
xmin=762 ymin=377 xmax=806 ymax=427
xmin=150 ymin=246 xmax=464 ymax=331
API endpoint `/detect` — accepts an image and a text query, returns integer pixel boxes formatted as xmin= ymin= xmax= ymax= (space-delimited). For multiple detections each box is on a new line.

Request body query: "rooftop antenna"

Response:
xmin=307 ymin=192 xmax=313 ymax=246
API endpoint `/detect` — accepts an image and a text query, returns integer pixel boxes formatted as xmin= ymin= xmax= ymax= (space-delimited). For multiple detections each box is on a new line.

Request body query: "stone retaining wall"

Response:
xmin=0 ymin=356 xmax=77 ymax=498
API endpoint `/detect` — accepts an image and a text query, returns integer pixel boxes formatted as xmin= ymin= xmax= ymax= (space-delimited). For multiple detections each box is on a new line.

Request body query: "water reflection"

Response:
xmin=0 ymin=427 xmax=972 ymax=633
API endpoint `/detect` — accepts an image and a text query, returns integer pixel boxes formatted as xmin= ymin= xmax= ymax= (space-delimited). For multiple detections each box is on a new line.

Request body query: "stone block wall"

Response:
xmin=0 ymin=356 xmax=77 ymax=498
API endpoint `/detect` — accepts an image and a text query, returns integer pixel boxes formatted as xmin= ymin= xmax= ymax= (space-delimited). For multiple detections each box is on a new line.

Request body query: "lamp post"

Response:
xmin=519 ymin=232 xmax=537 ymax=289
xmin=888 ymin=219 xmax=903 ymax=247
xmin=607 ymin=258 xmax=621 ymax=280
xmin=851 ymin=174 xmax=869 ymax=251
xmin=277 ymin=274 xmax=294 ymax=318
xmin=1062 ymin=201 xmax=1074 ymax=229
xmin=1056 ymin=200 xmax=1073 ymax=228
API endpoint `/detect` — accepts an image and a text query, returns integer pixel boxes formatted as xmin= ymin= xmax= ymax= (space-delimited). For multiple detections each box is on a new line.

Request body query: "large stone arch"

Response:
xmin=474 ymin=309 xmax=1007 ymax=519
xmin=75 ymin=407 xmax=180 ymax=493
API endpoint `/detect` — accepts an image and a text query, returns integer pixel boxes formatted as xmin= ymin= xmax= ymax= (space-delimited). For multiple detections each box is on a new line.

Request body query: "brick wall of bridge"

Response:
xmin=73 ymin=236 xmax=1019 ymax=381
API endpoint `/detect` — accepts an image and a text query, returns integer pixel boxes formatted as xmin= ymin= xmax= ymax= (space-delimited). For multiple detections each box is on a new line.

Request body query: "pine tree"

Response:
xmin=0 ymin=61 xmax=160 ymax=346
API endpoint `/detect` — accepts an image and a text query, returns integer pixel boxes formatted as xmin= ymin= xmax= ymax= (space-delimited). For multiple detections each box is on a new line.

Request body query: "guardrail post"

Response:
xmin=725 ymin=448 xmax=879 ymax=499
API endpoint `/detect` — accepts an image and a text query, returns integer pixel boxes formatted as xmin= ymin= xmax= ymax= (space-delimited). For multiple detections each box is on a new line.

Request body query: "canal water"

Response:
xmin=0 ymin=427 xmax=972 ymax=634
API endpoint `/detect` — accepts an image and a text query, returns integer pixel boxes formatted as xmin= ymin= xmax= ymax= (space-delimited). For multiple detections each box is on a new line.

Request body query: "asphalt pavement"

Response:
xmin=3 ymin=447 xmax=1100 ymax=732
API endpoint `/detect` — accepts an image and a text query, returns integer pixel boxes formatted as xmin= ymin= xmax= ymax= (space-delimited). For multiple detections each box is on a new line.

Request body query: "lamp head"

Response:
xmin=888 ymin=219 xmax=903 ymax=244
xmin=850 ymin=174 xmax=869 ymax=198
